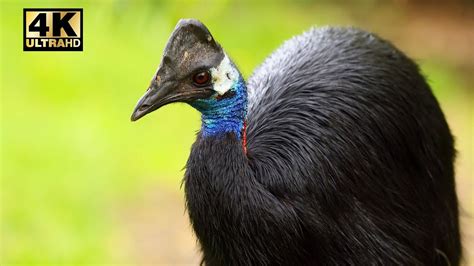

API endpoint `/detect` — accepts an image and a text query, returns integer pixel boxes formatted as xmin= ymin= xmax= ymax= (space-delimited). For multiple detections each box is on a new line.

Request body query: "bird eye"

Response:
xmin=193 ymin=71 xmax=211 ymax=86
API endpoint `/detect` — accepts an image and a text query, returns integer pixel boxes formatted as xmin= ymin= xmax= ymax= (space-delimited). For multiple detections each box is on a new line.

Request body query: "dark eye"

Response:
xmin=193 ymin=71 xmax=211 ymax=86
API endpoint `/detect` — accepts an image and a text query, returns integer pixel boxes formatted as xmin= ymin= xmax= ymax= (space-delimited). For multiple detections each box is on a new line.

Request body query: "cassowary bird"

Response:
xmin=131 ymin=19 xmax=461 ymax=265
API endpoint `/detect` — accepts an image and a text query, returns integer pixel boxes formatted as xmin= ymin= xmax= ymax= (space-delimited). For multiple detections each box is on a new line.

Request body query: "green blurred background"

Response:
xmin=1 ymin=0 xmax=473 ymax=265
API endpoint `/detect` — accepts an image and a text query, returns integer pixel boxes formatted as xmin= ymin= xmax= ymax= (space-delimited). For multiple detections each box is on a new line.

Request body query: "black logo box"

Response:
xmin=23 ymin=8 xmax=83 ymax=51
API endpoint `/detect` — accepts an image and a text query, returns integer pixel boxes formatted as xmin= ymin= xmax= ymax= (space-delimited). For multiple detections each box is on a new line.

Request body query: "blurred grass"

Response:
xmin=1 ymin=0 xmax=473 ymax=265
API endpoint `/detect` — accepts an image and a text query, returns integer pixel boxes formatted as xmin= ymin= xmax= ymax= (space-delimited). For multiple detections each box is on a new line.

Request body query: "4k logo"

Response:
xmin=24 ymin=8 xmax=83 ymax=51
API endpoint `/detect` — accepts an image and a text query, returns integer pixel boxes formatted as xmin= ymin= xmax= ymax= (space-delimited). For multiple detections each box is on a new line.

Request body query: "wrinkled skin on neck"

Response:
xmin=191 ymin=76 xmax=247 ymax=139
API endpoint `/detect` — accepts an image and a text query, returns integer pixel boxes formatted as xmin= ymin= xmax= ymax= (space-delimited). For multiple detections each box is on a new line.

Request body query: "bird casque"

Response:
xmin=131 ymin=19 xmax=461 ymax=265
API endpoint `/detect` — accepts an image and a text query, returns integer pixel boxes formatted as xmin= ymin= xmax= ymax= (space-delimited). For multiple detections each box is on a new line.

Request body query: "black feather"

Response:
xmin=184 ymin=26 xmax=461 ymax=265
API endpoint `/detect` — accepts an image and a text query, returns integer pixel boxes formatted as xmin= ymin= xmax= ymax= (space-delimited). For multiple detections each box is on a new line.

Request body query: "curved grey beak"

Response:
xmin=130 ymin=78 xmax=214 ymax=121
xmin=130 ymin=80 xmax=176 ymax=121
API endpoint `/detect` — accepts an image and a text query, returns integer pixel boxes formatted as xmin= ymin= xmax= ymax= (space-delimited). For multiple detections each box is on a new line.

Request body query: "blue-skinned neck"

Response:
xmin=190 ymin=77 xmax=247 ymax=140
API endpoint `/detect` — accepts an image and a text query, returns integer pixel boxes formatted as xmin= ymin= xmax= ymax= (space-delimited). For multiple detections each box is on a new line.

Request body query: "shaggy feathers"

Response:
xmin=185 ymin=27 xmax=460 ymax=265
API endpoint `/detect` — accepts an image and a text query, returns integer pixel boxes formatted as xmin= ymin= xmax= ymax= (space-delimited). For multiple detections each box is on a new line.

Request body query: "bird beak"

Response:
xmin=130 ymin=79 xmax=174 ymax=121
xmin=130 ymin=76 xmax=214 ymax=122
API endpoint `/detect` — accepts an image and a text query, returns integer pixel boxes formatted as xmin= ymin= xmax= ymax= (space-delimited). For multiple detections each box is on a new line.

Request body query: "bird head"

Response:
xmin=131 ymin=19 xmax=241 ymax=121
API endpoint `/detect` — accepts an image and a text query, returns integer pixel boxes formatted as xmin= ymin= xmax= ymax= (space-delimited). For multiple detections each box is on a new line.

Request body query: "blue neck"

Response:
xmin=191 ymin=77 xmax=247 ymax=139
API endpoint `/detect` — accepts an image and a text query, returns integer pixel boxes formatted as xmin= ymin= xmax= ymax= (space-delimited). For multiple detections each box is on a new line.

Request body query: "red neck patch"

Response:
xmin=242 ymin=120 xmax=248 ymax=155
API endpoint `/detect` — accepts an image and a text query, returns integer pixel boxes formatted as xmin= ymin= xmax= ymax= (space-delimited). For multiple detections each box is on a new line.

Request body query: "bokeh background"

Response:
xmin=1 ymin=0 xmax=473 ymax=265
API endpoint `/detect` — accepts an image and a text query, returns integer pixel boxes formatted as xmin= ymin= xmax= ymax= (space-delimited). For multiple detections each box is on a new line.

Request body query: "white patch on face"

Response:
xmin=210 ymin=54 xmax=239 ymax=95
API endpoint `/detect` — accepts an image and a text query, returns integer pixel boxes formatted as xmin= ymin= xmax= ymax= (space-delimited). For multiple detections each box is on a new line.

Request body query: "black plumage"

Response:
xmin=132 ymin=20 xmax=461 ymax=265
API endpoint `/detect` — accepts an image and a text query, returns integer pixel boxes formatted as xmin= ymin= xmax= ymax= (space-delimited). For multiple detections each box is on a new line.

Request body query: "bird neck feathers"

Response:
xmin=190 ymin=55 xmax=247 ymax=146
